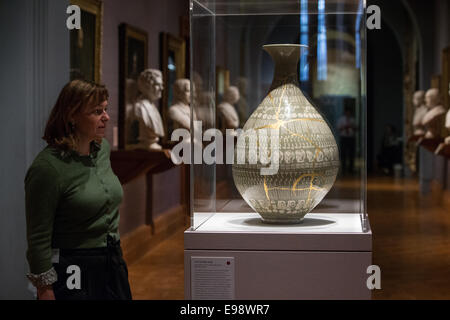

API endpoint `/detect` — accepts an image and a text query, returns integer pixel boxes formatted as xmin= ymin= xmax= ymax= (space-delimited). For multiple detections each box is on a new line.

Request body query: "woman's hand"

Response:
xmin=37 ymin=285 xmax=55 ymax=300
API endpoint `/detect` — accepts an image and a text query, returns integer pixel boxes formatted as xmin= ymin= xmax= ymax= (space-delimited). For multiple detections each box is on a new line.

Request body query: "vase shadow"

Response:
xmin=228 ymin=216 xmax=336 ymax=228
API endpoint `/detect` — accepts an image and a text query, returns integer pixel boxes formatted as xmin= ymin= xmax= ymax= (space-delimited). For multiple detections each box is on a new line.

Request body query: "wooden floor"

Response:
xmin=369 ymin=177 xmax=450 ymax=299
xmin=126 ymin=176 xmax=450 ymax=300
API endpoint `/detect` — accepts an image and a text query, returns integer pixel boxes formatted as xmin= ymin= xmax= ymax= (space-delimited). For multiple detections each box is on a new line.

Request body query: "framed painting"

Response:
xmin=442 ymin=47 xmax=450 ymax=110
xmin=431 ymin=74 xmax=441 ymax=90
xmin=216 ymin=66 xmax=230 ymax=131
xmin=216 ymin=66 xmax=230 ymax=104
xmin=160 ymin=32 xmax=186 ymax=141
xmin=118 ymin=23 xmax=148 ymax=149
xmin=180 ymin=15 xmax=191 ymax=80
xmin=70 ymin=0 xmax=103 ymax=83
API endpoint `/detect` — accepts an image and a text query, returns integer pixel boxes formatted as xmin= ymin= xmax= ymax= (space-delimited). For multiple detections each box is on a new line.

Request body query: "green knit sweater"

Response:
xmin=25 ymin=139 xmax=123 ymax=274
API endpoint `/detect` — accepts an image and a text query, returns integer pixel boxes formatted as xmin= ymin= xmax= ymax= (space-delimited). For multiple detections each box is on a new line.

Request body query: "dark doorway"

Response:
xmin=367 ymin=20 xmax=404 ymax=174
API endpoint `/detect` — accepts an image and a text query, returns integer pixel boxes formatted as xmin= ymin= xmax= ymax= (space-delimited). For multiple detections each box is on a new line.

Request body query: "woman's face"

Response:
xmin=73 ymin=100 xmax=110 ymax=142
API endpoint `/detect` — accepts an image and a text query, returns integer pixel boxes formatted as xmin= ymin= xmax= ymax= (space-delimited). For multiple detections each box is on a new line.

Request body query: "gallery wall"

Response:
xmin=432 ymin=0 xmax=449 ymax=75
xmin=0 ymin=0 xmax=70 ymax=299
xmin=367 ymin=21 xmax=404 ymax=172
xmin=100 ymin=0 xmax=189 ymax=234
xmin=365 ymin=0 xmax=450 ymax=173
xmin=407 ymin=0 xmax=450 ymax=88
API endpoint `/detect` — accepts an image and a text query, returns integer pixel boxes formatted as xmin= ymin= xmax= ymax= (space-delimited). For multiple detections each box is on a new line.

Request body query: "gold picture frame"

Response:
xmin=118 ymin=24 xmax=148 ymax=150
xmin=216 ymin=66 xmax=230 ymax=104
xmin=442 ymin=47 xmax=450 ymax=110
xmin=160 ymin=32 xmax=186 ymax=141
xmin=70 ymin=0 xmax=103 ymax=83
xmin=431 ymin=74 xmax=441 ymax=89
xmin=216 ymin=66 xmax=230 ymax=131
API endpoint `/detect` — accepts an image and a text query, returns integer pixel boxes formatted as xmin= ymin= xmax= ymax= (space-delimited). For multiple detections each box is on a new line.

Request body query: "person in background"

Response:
xmin=377 ymin=124 xmax=402 ymax=175
xmin=25 ymin=80 xmax=132 ymax=300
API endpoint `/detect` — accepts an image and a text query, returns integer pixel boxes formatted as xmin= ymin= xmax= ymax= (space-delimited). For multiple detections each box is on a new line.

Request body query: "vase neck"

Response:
xmin=263 ymin=45 xmax=305 ymax=91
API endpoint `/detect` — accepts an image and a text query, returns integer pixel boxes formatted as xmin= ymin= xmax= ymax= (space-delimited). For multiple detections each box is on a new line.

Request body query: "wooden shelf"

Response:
xmin=417 ymin=137 xmax=443 ymax=154
xmin=435 ymin=143 xmax=450 ymax=158
xmin=110 ymin=149 xmax=175 ymax=185
xmin=408 ymin=134 xmax=423 ymax=143
xmin=110 ymin=148 xmax=190 ymax=233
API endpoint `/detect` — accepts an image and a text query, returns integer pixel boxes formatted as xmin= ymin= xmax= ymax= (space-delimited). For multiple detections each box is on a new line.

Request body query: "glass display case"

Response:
xmin=185 ymin=0 xmax=371 ymax=300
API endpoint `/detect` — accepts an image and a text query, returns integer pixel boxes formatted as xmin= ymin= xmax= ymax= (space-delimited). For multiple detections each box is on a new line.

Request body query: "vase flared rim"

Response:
xmin=263 ymin=44 xmax=309 ymax=49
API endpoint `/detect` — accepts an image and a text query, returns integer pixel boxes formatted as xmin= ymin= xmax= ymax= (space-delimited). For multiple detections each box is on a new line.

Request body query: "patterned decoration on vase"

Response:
xmin=232 ymin=44 xmax=340 ymax=224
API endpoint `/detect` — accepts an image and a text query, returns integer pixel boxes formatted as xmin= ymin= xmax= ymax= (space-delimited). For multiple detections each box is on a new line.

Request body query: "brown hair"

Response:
xmin=43 ymin=79 xmax=109 ymax=151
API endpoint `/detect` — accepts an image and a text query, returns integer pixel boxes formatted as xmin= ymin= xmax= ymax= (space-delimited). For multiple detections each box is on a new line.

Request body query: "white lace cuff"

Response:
xmin=26 ymin=267 xmax=58 ymax=288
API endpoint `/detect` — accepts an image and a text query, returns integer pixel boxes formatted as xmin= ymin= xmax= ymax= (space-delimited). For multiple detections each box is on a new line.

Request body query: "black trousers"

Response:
xmin=52 ymin=236 xmax=132 ymax=300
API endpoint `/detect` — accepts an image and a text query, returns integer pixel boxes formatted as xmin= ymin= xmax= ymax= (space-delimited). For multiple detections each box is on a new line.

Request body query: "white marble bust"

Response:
xmin=444 ymin=83 xmax=450 ymax=144
xmin=127 ymin=68 xmax=165 ymax=150
xmin=168 ymin=79 xmax=196 ymax=130
xmin=412 ymin=90 xmax=427 ymax=136
xmin=445 ymin=110 xmax=450 ymax=144
xmin=218 ymin=86 xmax=240 ymax=130
xmin=421 ymin=88 xmax=446 ymax=139
xmin=192 ymin=72 xmax=214 ymax=128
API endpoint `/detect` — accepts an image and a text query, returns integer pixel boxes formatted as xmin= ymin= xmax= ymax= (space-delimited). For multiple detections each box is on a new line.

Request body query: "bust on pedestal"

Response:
xmin=218 ymin=86 xmax=240 ymax=132
xmin=444 ymin=110 xmax=450 ymax=145
xmin=169 ymin=79 xmax=195 ymax=131
xmin=444 ymin=84 xmax=450 ymax=145
xmin=435 ymin=84 xmax=450 ymax=155
xmin=412 ymin=90 xmax=427 ymax=137
xmin=421 ymin=88 xmax=445 ymax=140
xmin=127 ymin=69 xmax=165 ymax=150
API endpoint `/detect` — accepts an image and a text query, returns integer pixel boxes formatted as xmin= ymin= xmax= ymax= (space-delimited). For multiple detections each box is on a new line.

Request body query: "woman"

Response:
xmin=25 ymin=80 xmax=132 ymax=300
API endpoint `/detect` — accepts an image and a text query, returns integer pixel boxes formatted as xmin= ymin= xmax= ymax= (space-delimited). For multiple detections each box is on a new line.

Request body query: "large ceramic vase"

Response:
xmin=232 ymin=44 xmax=340 ymax=224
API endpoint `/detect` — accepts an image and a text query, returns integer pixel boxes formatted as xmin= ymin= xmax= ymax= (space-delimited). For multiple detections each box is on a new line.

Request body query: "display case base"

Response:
xmin=184 ymin=213 xmax=372 ymax=300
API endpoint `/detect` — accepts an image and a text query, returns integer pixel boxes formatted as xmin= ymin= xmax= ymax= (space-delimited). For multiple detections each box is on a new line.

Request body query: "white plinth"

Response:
xmin=194 ymin=212 xmax=363 ymax=232
xmin=185 ymin=212 xmax=372 ymax=299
